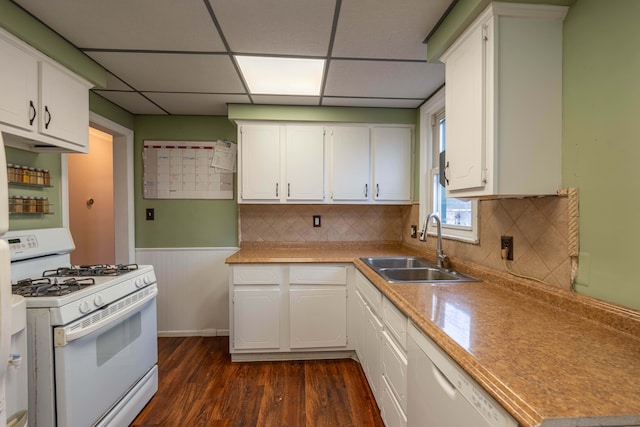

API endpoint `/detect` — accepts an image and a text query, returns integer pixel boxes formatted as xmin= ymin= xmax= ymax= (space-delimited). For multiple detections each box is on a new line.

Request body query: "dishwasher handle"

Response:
xmin=54 ymin=286 xmax=158 ymax=347
xmin=432 ymin=363 xmax=457 ymax=399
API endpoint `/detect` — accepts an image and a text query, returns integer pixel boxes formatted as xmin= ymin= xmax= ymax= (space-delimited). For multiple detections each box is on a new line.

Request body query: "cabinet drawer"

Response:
xmin=382 ymin=297 xmax=407 ymax=349
xmin=232 ymin=265 xmax=281 ymax=285
xmin=290 ymin=265 xmax=347 ymax=285
xmin=382 ymin=331 xmax=408 ymax=413
xmin=380 ymin=375 xmax=407 ymax=427
xmin=356 ymin=271 xmax=381 ymax=313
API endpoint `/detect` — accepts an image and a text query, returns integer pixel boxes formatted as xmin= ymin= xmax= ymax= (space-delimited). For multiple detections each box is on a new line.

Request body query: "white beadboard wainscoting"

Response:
xmin=136 ymin=247 xmax=238 ymax=337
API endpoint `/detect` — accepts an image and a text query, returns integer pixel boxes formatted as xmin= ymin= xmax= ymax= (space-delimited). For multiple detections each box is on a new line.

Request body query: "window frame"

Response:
xmin=419 ymin=87 xmax=478 ymax=243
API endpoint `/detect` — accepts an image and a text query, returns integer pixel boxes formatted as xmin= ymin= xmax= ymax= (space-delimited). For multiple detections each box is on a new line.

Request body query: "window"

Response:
xmin=419 ymin=88 xmax=478 ymax=242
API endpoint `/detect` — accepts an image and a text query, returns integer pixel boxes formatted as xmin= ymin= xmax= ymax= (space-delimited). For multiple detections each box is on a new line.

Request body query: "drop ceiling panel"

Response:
xmin=93 ymin=91 xmax=167 ymax=115
xmin=333 ymin=0 xmax=453 ymax=60
xmin=13 ymin=0 xmax=226 ymax=51
xmin=211 ymin=0 xmax=334 ymax=56
xmin=325 ymin=60 xmax=445 ymax=99
xmin=103 ymin=72 xmax=134 ymax=91
xmin=145 ymin=93 xmax=250 ymax=116
xmin=86 ymin=51 xmax=244 ymax=93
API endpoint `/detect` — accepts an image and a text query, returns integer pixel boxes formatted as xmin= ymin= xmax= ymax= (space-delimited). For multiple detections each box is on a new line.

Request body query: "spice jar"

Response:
xmin=36 ymin=168 xmax=44 ymax=185
xmin=7 ymin=164 xmax=15 ymax=183
xmin=12 ymin=196 xmax=24 ymax=213
xmin=21 ymin=166 xmax=30 ymax=184
xmin=43 ymin=169 xmax=51 ymax=186
xmin=25 ymin=196 xmax=36 ymax=213
xmin=41 ymin=196 xmax=50 ymax=214
xmin=28 ymin=167 xmax=36 ymax=184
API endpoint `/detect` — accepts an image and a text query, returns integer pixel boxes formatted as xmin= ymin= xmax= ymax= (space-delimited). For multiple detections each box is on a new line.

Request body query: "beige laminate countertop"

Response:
xmin=226 ymin=244 xmax=640 ymax=427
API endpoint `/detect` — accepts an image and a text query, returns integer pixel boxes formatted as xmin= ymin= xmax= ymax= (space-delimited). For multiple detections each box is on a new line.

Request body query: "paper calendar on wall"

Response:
xmin=143 ymin=140 xmax=236 ymax=200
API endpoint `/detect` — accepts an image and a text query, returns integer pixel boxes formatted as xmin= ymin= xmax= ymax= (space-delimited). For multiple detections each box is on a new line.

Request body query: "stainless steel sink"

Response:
xmin=361 ymin=256 xmax=434 ymax=269
xmin=360 ymin=257 xmax=479 ymax=283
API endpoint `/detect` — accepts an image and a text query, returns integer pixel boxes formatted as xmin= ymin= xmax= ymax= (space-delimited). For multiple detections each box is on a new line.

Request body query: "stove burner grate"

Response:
xmin=12 ymin=277 xmax=96 ymax=297
xmin=42 ymin=263 xmax=139 ymax=278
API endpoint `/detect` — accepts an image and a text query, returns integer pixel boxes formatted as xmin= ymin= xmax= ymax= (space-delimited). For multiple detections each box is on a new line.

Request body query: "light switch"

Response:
xmin=313 ymin=215 xmax=321 ymax=227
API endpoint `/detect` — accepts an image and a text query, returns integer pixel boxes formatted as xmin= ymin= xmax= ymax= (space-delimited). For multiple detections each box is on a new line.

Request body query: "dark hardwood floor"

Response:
xmin=131 ymin=336 xmax=384 ymax=427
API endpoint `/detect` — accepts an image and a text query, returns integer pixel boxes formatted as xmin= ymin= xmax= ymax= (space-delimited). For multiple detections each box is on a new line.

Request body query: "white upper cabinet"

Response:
xmin=0 ymin=37 xmax=38 ymax=133
xmin=240 ymin=124 xmax=281 ymax=201
xmin=284 ymin=125 xmax=325 ymax=201
xmin=372 ymin=127 xmax=413 ymax=202
xmin=38 ymin=62 xmax=90 ymax=150
xmin=238 ymin=123 xmax=325 ymax=203
xmin=238 ymin=121 xmax=412 ymax=204
xmin=0 ymin=29 xmax=92 ymax=153
xmin=330 ymin=126 xmax=371 ymax=201
xmin=440 ymin=3 xmax=567 ymax=198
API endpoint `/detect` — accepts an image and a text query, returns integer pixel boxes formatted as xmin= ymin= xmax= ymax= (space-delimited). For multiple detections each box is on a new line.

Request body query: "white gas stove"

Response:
xmin=2 ymin=228 xmax=158 ymax=427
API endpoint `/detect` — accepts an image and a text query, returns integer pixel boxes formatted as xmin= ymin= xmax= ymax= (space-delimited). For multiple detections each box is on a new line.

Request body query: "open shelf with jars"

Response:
xmin=7 ymin=163 xmax=54 ymax=215
xmin=7 ymin=163 xmax=52 ymax=187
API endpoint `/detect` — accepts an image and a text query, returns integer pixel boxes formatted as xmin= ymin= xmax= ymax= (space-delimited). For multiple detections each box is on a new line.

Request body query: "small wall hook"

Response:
xmin=87 ymin=198 xmax=94 ymax=207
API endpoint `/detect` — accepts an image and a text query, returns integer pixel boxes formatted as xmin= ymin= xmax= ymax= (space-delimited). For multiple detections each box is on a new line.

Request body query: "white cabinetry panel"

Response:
xmin=330 ymin=126 xmax=370 ymax=201
xmin=284 ymin=125 xmax=325 ymax=201
xmin=240 ymin=124 xmax=281 ymax=200
xmin=381 ymin=375 xmax=408 ymax=427
xmin=372 ymin=127 xmax=412 ymax=201
xmin=289 ymin=288 xmax=347 ymax=348
xmin=233 ymin=287 xmax=280 ymax=350
xmin=0 ymin=37 xmax=37 ymax=132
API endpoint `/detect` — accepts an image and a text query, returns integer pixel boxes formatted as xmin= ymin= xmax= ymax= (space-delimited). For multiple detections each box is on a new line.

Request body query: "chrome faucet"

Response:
xmin=419 ymin=213 xmax=450 ymax=269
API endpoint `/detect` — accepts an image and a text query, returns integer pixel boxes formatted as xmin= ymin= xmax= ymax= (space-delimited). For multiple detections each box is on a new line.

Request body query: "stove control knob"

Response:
xmin=143 ymin=274 xmax=153 ymax=284
xmin=135 ymin=277 xmax=144 ymax=288
xmin=94 ymin=295 xmax=105 ymax=307
xmin=79 ymin=300 xmax=91 ymax=314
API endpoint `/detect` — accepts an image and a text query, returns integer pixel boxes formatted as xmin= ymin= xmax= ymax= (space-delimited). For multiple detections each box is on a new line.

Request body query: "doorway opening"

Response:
xmin=68 ymin=128 xmax=114 ymax=265
xmin=62 ymin=113 xmax=135 ymax=265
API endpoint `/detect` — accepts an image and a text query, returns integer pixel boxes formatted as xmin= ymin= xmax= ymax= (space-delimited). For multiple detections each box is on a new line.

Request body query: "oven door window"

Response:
xmin=54 ymin=297 xmax=157 ymax=427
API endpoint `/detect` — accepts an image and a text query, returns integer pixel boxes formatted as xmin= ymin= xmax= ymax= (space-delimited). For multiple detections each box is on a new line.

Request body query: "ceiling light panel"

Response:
xmin=236 ymin=56 xmax=325 ymax=96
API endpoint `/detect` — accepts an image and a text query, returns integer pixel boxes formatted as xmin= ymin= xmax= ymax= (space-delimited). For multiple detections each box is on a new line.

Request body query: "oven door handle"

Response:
xmin=54 ymin=287 xmax=158 ymax=347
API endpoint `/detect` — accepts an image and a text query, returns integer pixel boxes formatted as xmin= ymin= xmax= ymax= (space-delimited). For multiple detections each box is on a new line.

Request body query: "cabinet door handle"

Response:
xmin=28 ymin=100 xmax=37 ymax=126
xmin=275 ymin=183 xmax=279 ymax=197
xmin=44 ymin=106 xmax=52 ymax=129
xmin=376 ymin=184 xmax=380 ymax=198
xmin=287 ymin=183 xmax=291 ymax=197
xmin=444 ymin=161 xmax=450 ymax=186
xmin=364 ymin=183 xmax=368 ymax=197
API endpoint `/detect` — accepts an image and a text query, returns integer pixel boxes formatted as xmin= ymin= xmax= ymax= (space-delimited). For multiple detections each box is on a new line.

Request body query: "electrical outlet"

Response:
xmin=313 ymin=215 xmax=321 ymax=227
xmin=146 ymin=208 xmax=154 ymax=221
xmin=410 ymin=225 xmax=417 ymax=238
xmin=501 ymin=236 xmax=513 ymax=260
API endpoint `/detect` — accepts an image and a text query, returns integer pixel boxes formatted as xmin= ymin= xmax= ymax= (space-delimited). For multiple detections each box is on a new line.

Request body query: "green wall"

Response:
xmin=133 ymin=116 xmax=239 ymax=248
xmin=563 ymin=0 xmax=640 ymax=309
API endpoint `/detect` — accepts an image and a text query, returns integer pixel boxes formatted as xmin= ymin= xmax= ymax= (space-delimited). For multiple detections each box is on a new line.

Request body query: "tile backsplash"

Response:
xmin=239 ymin=204 xmax=405 ymax=243
xmin=238 ymin=194 xmax=573 ymax=290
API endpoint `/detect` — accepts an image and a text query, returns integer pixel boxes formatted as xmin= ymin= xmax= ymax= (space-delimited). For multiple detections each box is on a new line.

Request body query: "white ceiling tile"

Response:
xmin=250 ymin=95 xmax=321 ymax=106
xmin=104 ymin=72 xmax=133 ymax=91
xmin=322 ymin=98 xmax=423 ymax=109
xmin=324 ymin=59 xmax=444 ymax=99
xmin=93 ymin=91 xmax=167 ymax=115
xmin=14 ymin=0 xmax=225 ymax=51
xmin=332 ymin=0 xmax=453 ymax=60
xmin=211 ymin=0 xmax=334 ymax=56
xmin=144 ymin=93 xmax=250 ymax=116
xmin=86 ymin=52 xmax=245 ymax=93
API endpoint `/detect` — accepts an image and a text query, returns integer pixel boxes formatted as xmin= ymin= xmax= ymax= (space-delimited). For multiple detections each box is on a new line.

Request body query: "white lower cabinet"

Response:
xmin=233 ymin=287 xmax=280 ymax=350
xmin=290 ymin=287 xmax=346 ymax=348
xmin=381 ymin=331 xmax=407 ymax=413
xmin=363 ymin=303 xmax=383 ymax=402
xmin=230 ymin=263 xmax=351 ymax=357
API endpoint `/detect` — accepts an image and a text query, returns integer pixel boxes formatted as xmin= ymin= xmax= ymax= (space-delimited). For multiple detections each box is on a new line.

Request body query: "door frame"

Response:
xmin=61 ymin=112 xmax=135 ymax=264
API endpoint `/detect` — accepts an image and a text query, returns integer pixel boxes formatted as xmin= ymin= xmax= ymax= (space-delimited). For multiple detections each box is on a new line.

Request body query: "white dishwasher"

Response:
xmin=407 ymin=324 xmax=517 ymax=427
